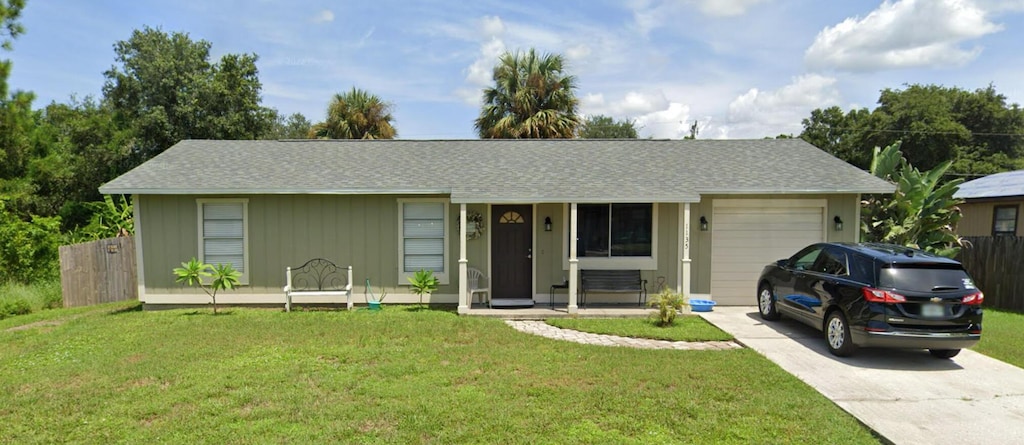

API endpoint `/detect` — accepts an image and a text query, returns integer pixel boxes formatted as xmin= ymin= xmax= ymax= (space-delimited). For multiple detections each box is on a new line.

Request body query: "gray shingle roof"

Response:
xmin=99 ymin=139 xmax=894 ymax=202
xmin=954 ymin=169 xmax=1024 ymax=199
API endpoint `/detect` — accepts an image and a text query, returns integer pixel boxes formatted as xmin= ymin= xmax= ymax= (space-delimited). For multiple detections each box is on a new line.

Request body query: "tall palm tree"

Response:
xmin=309 ymin=87 xmax=397 ymax=139
xmin=475 ymin=48 xmax=581 ymax=139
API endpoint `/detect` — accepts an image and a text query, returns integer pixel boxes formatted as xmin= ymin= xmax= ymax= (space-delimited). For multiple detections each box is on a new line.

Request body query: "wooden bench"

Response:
xmin=580 ymin=269 xmax=647 ymax=307
xmin=283 ymin=258 xmax=352 ymax=312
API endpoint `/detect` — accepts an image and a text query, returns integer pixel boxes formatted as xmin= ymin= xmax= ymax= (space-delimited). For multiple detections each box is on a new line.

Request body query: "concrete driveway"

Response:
xmin=699 ymin=306 xmax=1024 ymax=445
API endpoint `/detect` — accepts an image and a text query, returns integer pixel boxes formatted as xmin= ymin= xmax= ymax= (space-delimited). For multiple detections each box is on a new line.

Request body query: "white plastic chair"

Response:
xmin=467 ymin=267 xmax=490 ymax=307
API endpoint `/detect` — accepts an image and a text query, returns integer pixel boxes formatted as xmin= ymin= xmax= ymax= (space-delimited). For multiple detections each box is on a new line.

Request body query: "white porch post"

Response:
xmin=457 ymin=203 xmax=469 ymax=314
xmin=568 ymin=202 xmax=579 ymax=314
xmin=679 ymin=203 xmax=692 ymax=296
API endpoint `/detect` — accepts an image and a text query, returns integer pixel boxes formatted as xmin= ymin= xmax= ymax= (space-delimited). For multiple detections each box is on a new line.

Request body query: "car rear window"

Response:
xmin=878 ymin=264 xmax=974 ymax=292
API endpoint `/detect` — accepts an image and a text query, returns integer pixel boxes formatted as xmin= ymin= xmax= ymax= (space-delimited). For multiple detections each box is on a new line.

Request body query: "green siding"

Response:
xmin=141 ymin=194 xmax=461 ymax=296
xmin=140 ymin=193 xmax=861 ymax=300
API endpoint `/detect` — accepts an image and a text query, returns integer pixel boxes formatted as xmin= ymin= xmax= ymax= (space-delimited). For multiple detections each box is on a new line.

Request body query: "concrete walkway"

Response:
xmin=698 ymin=306 xmax=1024 ymax=445
xmin=504 ymin=320 xmax=741 ymax=350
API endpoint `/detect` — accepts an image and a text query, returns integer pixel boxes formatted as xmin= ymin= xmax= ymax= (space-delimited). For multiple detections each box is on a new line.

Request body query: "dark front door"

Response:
xmin=491 ymin=205 xmax=533 ymax=300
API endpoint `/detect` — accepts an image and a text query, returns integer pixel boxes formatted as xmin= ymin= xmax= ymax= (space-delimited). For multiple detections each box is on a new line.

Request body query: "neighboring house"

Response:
xmin=99 ymin=139 xmax=893 ymax=312
xmin=954 ymin=170 xmax=1024 ymax=237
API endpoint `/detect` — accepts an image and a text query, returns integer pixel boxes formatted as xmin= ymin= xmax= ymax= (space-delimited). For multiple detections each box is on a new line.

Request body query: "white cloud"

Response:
xmin=976 ymin=0 xmax=1024 ymax=12
xmin=566 ymin=44 xmax=591 ymax=60
xmin=721 ymin=74 xmax=841 ymax=138
xmin=695 ymin=0 xmax=769 ymax=17
xmin=310 ymin=9 xmax=334 ymax=24
xmin=479 ymin=15 xmax=506 ymax=37
xmin=805 ymin=0 xmax=1002 ymax=71
xmin=635 ymin=103 xmax=694 ymax=139
xmin=630 ymin=0 xmax=768 ymax=34
xmin=457 ymin=37 xmax=507 ymax=105
xmin=580 ymin=90 xmax=699 ymax=139
xmin=579 ymin=90 xmax=670 ymax=117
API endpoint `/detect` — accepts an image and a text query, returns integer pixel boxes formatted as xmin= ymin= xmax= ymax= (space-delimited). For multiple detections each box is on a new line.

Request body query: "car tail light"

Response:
xmin=862 ymin=287 xmax=907 ymax=303
xmin=961 ymin=292 xmax=984 ymax=305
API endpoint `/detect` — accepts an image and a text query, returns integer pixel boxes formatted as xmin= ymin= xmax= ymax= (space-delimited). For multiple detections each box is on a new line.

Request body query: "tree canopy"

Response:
xmin=800 ymin=84 xmax=1024 ymax=177
xmin=578 ymin=115 xmax=638 ymax=139
xmin=308 ymin=88 xmax=396 ymax=139
xmin=475 ymin=48 xmax=580 ymax=139
xmin=102 ymin=26 xmax=276 ymax=162
xmin=269 ymin=112 xmax=312 ymax=139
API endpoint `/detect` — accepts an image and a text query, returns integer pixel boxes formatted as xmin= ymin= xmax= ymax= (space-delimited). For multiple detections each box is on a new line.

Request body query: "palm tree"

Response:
xmin=475 ymin=48 xmax=581 ymax=139
xmin=309 ymin=88 xmax=397 ymax=139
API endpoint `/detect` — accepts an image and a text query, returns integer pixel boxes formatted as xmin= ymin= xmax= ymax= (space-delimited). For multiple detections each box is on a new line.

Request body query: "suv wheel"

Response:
xmin=929 ymin=349 xmax=961 ymax=359
xmin=758 ymin=284 xmax=780 ymax=321
xmin=825 ymin=311 xmax=857 ymax=357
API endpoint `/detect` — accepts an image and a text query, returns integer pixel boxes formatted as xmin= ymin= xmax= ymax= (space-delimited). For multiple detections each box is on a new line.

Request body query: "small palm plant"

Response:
xmin=647 ymin=286 xmax=688 ymax=327
xmin=173 ymin=258 xmax=241 ymax=314
xmin=407 ymin=269 xmax=439 ymax=307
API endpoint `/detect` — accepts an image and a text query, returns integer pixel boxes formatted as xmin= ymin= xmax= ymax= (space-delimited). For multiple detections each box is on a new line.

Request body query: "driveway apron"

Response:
xmin=699 ymin=306 xmax=1024 ymax=445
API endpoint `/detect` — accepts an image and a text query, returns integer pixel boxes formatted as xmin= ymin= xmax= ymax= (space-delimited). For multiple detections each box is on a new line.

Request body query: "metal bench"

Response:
xmin=580 ymin=269 xmax=647 ymax=307
xmin=283 ymin=258 xmax=352 ymax=312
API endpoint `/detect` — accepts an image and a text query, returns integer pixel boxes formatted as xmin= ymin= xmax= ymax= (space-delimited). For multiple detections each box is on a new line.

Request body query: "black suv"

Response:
xmin=756 ymin=242 xmax=983 ymax=358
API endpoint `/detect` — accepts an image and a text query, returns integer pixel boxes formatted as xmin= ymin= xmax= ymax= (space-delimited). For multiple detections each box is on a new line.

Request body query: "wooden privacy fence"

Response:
xmin=957 ymin=236 xmax=1024 ymax=312
xmin=59 ymin=236 xmax=138 ymax=308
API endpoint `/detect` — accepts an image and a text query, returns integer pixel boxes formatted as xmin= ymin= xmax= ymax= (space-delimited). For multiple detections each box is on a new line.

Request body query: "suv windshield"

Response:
xmin=878 ymin=264 xmax=973 ymax=293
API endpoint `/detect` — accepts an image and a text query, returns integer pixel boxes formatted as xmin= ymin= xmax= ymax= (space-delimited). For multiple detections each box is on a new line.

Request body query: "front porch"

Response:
xmin=454 ymin=202 xmax=698 ymax=315
xmin=465 ymin=305 xmax=657 ymax=319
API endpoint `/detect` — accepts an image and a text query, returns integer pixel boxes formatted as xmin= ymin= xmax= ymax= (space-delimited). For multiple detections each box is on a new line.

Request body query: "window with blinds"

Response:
xmin=402 ymin=202 xmax=445 ymax=273
xmin=200 ymin=201 xmax=247 ymax=277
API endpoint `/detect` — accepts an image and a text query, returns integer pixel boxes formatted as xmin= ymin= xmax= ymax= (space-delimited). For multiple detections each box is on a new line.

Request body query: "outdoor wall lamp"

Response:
xmin=544 ymin=216 xmax=552 ymax=232
xmin=699 ymin=216 xmax=708 ymax=231
xmin=834 ymin=215 xmax=844 ymax=231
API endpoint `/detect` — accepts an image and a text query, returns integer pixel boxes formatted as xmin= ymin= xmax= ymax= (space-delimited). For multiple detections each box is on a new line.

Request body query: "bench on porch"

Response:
xmin=283 ymin=258 xmax=353 ymax=312
xmin=580 ymin=269 xmax=647 ymax=308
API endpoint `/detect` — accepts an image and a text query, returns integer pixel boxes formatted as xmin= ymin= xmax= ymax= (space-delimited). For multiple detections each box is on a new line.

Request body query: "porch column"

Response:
xmin=568 ymin=202 xmax=579 ymax=314
xmin=678 ymin=203 xmax=692 ymax=295
xmin=457 ymin=203 xmax=469 ymax=314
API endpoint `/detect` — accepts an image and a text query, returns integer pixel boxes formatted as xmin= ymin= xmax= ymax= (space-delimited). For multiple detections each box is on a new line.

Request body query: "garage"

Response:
xmin=710 ymin=199 xmax=826 ymax=305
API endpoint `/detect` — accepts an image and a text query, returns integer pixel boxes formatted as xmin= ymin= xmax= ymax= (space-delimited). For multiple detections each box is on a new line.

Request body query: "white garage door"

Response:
xmin=711 ymin=201 xmax=825 ymax=306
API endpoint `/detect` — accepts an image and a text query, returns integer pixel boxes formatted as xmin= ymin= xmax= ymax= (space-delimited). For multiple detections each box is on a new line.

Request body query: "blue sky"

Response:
xmin=8 ymin=0 xmax=1024 ymax=139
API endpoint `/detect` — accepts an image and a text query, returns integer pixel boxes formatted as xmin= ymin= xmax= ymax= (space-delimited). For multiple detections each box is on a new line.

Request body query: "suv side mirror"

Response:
xmin=777 ymin=259 xmax=789 ymax=268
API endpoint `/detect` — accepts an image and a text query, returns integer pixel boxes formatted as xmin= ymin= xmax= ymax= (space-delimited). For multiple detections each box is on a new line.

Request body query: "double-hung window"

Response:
xmin=568 ymin=203 xmax=657 ymax=269
xmin=197 ymin=199 xmax=249 ymax=283
xmin=993 ymin=205 xmax=1018 ymax=236
xmin=398 ymin=200 xmax=449 ymax=284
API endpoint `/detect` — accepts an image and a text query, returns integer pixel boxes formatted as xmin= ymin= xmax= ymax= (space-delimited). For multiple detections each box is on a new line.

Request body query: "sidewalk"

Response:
xmin=698 ymin=306 xmax=1024 ymax=445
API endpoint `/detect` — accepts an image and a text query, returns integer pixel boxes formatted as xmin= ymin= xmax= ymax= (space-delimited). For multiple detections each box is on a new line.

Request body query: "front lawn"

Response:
xmin=0 ymin=304 xmax=879 ymax=444
xmin=546 ymin=315 xmax=734 ymax=342
xmin=973 ymin=309 xmax=1024 ymax=369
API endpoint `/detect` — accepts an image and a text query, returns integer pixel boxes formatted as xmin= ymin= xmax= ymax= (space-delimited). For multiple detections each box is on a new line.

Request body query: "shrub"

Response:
xmin=173 ymin=258 xmax=241 ymax=314
xmin=0 ymin=199 xmax=62 ymax=283
xmin=0 ymin=297 xmax=31 ymax=319
xmin=646 ymin=287 xmax=688 ymax=327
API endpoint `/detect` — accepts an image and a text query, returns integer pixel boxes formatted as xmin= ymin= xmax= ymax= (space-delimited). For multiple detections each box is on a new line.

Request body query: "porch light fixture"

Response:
xmin=699 ymin=216 xmax=708 ymax=231
xmin=834 ymin=215 xmax=843 ymax=231
xmin=544 ymin=216 xmax=552 ymax=232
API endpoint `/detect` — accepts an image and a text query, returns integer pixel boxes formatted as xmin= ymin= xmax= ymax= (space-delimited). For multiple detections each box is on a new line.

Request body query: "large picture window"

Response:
xmin=398 ymin=200 xmax=449 ymax=283
xmin=578 ymin=203 xmax=653 ymax=257
xmin=197 ymin=199 xmax=248 ymax=283
xmin=993 ymin=205 xmax=1018 ymax=236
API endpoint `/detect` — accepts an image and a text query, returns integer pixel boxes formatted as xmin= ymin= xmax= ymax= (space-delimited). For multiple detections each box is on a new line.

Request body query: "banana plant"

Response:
xmin=862 ymin=142 xmax=964 ymax=257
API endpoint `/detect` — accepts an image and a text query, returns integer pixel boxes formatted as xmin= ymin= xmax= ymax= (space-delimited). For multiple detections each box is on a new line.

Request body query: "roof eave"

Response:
xmin=98 ymin=187 xmax=453 ymax=196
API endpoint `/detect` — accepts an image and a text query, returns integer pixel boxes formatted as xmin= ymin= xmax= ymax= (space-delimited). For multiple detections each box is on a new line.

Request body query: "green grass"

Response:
xmin=0 ymin=304 xmax=879 ymax=444
xmin=973 ymin=309 xmax=1024 ymax=369
xmin=0 ymin=280 xmax=62 ymax=319
xmin=546 ymin=316 xmax=734 ymax=342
